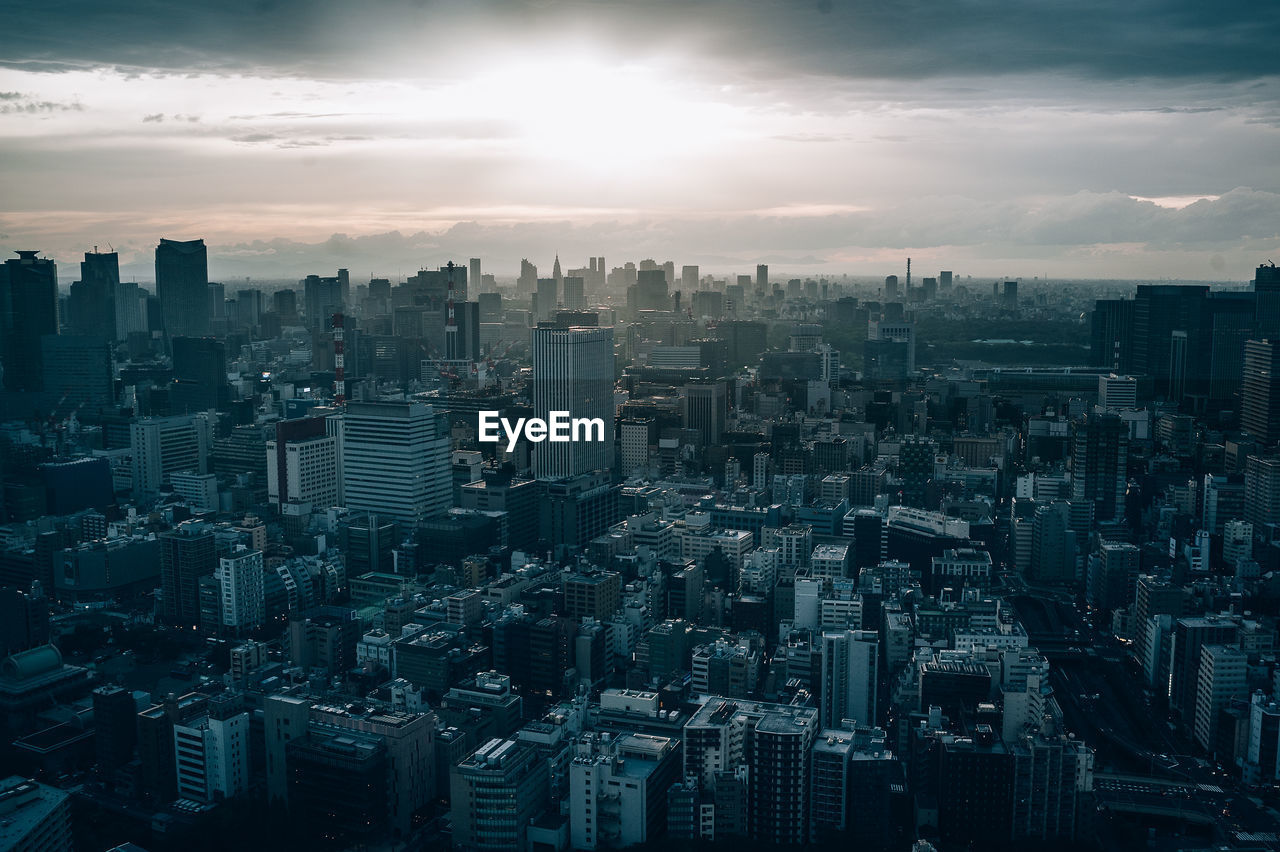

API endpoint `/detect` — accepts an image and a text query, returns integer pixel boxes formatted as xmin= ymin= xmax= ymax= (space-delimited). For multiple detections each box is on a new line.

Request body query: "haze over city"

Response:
xmin=2 ymin=0 xmax=1279 ymax=280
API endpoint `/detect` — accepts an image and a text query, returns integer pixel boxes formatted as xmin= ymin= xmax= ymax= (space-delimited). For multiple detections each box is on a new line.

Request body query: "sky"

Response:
xmin=1 ymin=0 xmax=1278 ymax=283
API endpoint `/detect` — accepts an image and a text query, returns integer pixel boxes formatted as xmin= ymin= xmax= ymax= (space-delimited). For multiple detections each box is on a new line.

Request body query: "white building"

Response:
xmin=341 ymin=401 xmax=451 ymax=527
xmin=171 ymin=471 xmax=219 ymax=511
xmin=216 ymin=546 xmax=264 ymax=635
xmin=1194 ymin=644 xmax=1248 ymax=752
xmin=130 ymin=413 xmax=214 ymax=498
xmin=1097 ymin=374 xmax=1138 ymax=410
xmin=266 ymin=433 xmax=338 ymax=509
xmin=569 ymin=732 xmax=678 ymax=850
xmin=174 ymin=709 xmax=251 ymax=802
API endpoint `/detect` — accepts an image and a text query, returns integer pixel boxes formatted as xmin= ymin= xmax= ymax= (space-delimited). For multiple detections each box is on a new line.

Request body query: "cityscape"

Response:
xmin=3 ymin=1 xmax=1280 ymax=851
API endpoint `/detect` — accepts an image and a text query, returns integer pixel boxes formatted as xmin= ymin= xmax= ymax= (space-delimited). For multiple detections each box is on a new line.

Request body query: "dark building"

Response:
xmin=93 ymin=684 xmax=138 ymax=775
xmin=1090 ymin=298 xmax=1135 ymax=371
xmin=170 ymin=336 xmax=230 ymax=412
xmin=68 ymin=250 xmax=119 ymax=343
xmin=1243 ymin=339 xmax=1280 ymax=445
xmin=303 ymin=272 xmax=345 ymax=330
xmin=1132 ymin=284 xmax=1209 ymax=399
xmin=288 ymin=730 xmax=389 ymax=842
xmin=155 ymin=239 xmax=210 ymax=339
xmin=0 ymin=584 xmax=50 ymax=655
xmin=159 ymin=522 xmax=216 ymax=627
xmin=1 ymin=250 xmax=59 ymax=393
xmin=41 ymin=335 xmax=114 ymax=410
xmin=938 ymin=727 xmax=1014 ymax=848
xmin=1256 ymin=262 xmax=1280 ymax=337
xmin=39 ymin=457 xmax=113 ymax=515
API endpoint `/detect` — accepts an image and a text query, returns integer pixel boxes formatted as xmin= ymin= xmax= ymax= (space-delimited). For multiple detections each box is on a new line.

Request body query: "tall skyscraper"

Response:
xmin=1255 ymin=261 xmax=1280 ymax=337
xmin=303 ymin=272 xmax=344 ymax=330
xmin=1090 ymin=298 xmax=1135 ymax=371
xmin=1243 ymin=339 xmax=1280 ymax=445
xmin=0 ymin=250 xmax=59 ymax=392
xmin=1132 ymin=284 xmax=1208 ymax=399
xmin=820 ymin=629 xmax=879 ymax=729
xmin=68 ymin=249 xmax=119 ymax=342
xmin=341 ymin=401 xmax=451 ymax=526
xmin=562 ymin=275 xmax=585 ymax=310
xmin=682 ymin=382 xmax=726 ymax=446
xmin=41 ymin=335 xmax=113 ymax=409
xmin=531 ymin=325 xmax=615 ymax=478
xmin=155 ymin=238 xmax=211 ymax=338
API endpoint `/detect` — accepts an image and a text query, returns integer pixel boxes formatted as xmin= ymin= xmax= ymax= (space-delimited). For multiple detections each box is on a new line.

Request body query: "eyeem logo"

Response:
xmin=478 ymin=411 xmax=606 ymax=452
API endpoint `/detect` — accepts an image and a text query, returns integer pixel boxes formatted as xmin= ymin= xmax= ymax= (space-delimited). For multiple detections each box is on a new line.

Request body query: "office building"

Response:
xmin=40 ymin=335 xmax=113 ymax=409
xmin=820 ymin=629 xmax=878 ymax=729
xmin=1 ymin=250 xmax=59 ymax=393
xmin=173 ymin=703 xmax=251 ymax=802
xmin=569 ymin=732 xmax=680 ymax=849
xmin=130 ymin=414 xmax=215 ymax=499
xmin=1243 ymin=339 xmax=1280 ymax=445
xmin=216 ymin=547 xmax=264 ymax=635
xmin=68 ymin=249 xmax=119 ymax=342
xmin=531 ymin=325 xmax=615 ymax=478
xmin=341 ymin=401 xmax=451 ymax=527
xmin=451 ymin=738 xmax=548 ymax=851
xmin=155 ymin=238 xmax=210 ymax=338
xmin=159 ymin=522 xmax=216 ymax=627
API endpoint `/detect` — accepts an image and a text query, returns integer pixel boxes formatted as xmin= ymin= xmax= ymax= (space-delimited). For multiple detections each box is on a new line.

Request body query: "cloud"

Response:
xmin=142 ymin=113 xmax=164 ymax=122
xmin=1 ymin=0 xmax=1277 ymax=90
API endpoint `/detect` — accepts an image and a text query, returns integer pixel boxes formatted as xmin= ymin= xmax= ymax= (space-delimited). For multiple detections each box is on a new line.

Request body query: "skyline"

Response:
xmin=2 ymin=0 xmax=1279 ymax=280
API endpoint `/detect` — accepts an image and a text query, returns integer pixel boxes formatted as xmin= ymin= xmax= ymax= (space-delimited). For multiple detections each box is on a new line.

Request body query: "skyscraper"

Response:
xmin=0 ymin=250 xmax=59 ymax=392
xmin=1243 ymin=339 xmax=1280 ymax=445
xmin=341 ymin=400 xmax=451 ymax=526
xmin=155 ymin=238 xmax=211 ymax=338
xmin=820 ymin=629 xmax=878 ymax=729
xmin=531 ymin=325 xmax=615 ymax=478
xmin=68 ymin=249 xmax=119 ymax=342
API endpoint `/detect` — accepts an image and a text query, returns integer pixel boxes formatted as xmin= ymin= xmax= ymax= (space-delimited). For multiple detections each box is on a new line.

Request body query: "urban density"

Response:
xmin=3 ymin=247 xmax=1280 ymax=852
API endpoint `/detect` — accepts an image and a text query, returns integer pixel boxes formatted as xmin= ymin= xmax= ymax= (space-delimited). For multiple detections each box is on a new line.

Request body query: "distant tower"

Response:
xmin=445 ymin=260 xmax=459 ymax=361
xmin=906 ymin=257 xmax=911 ymax=294
xmin=553 ymin=254 xmax=563 ymax=285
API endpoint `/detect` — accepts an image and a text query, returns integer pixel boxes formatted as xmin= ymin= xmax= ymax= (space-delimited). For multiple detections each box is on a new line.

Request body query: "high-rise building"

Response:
xmin=1132 ymin=284 xmax=1208 ymax=399
xmin=682 ymin=382 xmax=726 ymax=446
xmin=1245 ymin=456 xmax=1280 ymax=530
xmin=1097 ymin=374 xmax=1137 ymax=410
xmin=1070 ymin=413 xmax=1128 ymax=527
xmin=216 ymin=546 xmax=264 ymax=636
xmin=810 ymin=724 xmax=897 ymax=846
xmin=1255 ymin=261 xmax=1280 ymax=337
xmin=1243 ymin=339 xmax=1280 ymax=445
xmin=1194 ymin=644 xmax=1248 ymax=752
xmin=535 ymin=277 xmax=558 ymax=321
xmin=173 ymin=701 xmax=251 ymax=803
xmin=820 ymin=629 xmax=878 ymax=729
xmin=159 ymin=522 xmax=216 ymax=627
xmin=267 ymin=425 xmax=339 ymax=510
xmin=341 ymin=401 xmax=451 ymax=527
xmin=41 ymin=335 xmax=113 ymax=409
xmin=531 ymin=325 xmax=614 ymax=478
xmin=68 ymin=249 xmax=119 ymax=342
xmin=0 ymin=250 xmax=59 ymax=392
xmin=562 ymin=276 xmax=585 ymax=310
xmin=155 ymin=238 xmax=210 ymax=338
xmin=130 ymin=413 xmax=214 ymax=498
xmin=93 ymin=685 xmax=139 ymax=776
xmin=170 ymin=336 xmax=230 ymax=412
xmin=303 ymin=272 xmax=344 ymax=330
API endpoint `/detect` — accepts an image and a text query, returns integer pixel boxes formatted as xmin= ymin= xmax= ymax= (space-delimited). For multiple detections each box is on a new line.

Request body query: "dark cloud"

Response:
xmin=2 ymin=0 xmax=1277 ymax=87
